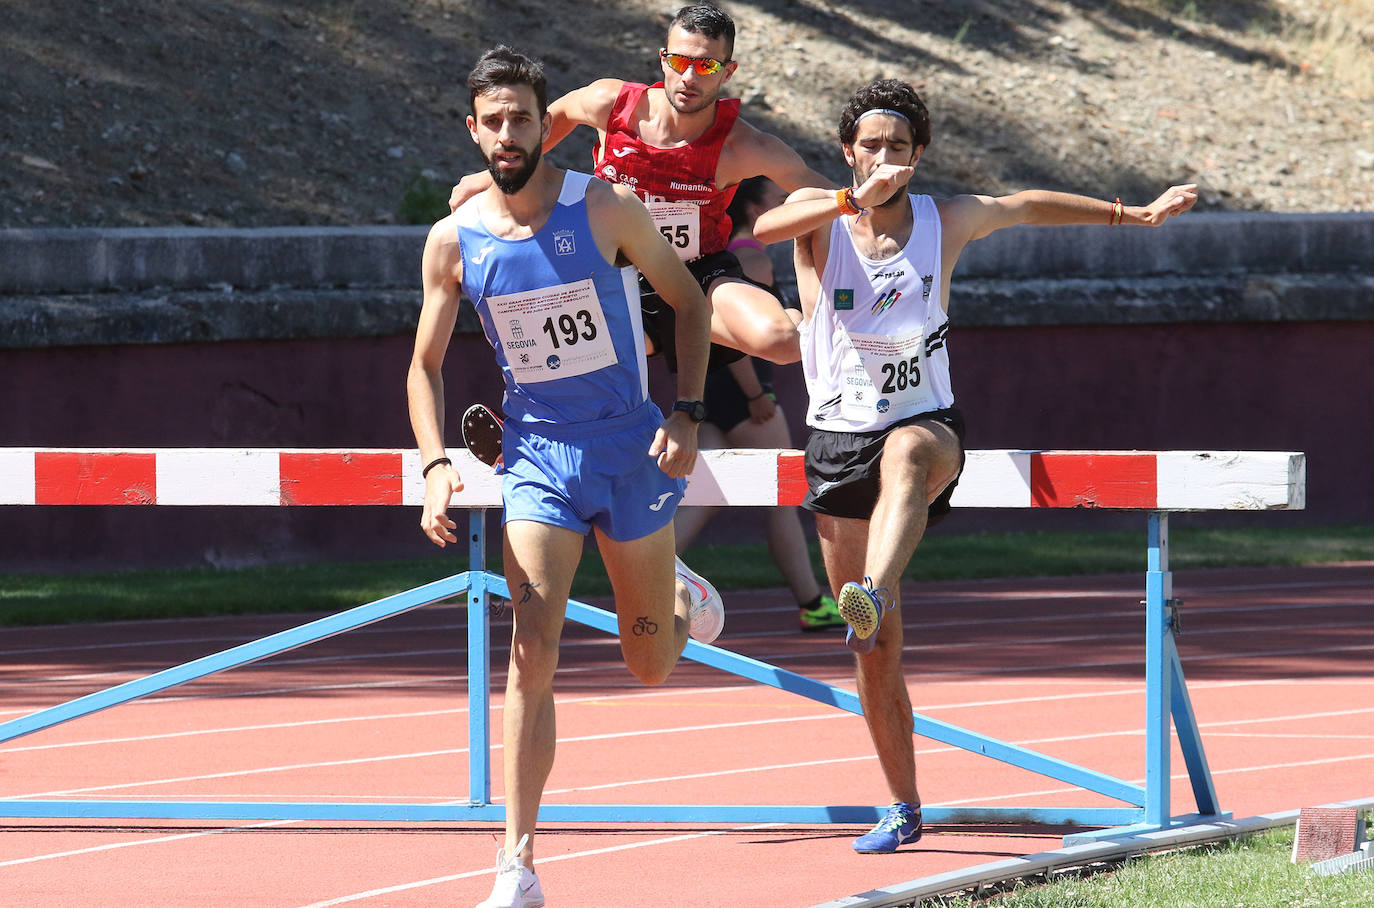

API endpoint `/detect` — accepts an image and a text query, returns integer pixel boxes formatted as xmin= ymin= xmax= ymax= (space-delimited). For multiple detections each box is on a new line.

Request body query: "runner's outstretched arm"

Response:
xmin=939 ymin=183 xmax=1198 ymax=258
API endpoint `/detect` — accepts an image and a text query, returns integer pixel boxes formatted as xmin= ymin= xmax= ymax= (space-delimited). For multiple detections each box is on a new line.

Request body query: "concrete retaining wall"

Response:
xmin=2 ymin=214 xmax=1369 ymax=571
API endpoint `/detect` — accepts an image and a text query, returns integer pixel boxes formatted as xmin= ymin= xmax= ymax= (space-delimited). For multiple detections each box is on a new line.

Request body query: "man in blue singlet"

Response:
xmin=407 ymin=47 xmax=725 ymax=908
xmin=756 ymin=78 xmax=1198 ymax=856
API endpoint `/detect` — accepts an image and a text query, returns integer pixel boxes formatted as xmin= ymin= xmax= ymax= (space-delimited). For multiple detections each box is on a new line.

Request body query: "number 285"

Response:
xmin=880 ymin=356 xmax=921 ymax=393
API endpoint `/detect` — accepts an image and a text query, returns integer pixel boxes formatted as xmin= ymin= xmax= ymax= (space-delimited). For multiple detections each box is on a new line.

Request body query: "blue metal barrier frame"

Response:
xmin=0 ymin=509 xmax=1226 ymax=840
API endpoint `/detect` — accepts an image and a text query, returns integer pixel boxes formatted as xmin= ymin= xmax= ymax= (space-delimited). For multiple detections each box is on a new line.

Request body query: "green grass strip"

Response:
xmin=928 ymin=822 xmax=1374 ymax=907
xmin=1 ymin=525 xmax=1370 ymax=628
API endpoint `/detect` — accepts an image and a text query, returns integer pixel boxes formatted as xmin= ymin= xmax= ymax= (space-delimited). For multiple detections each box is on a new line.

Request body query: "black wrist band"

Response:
xmin=422 ymin=457 xmax=451 ymax=479
xmin=745 ymin=390 xmax=767 ymax=401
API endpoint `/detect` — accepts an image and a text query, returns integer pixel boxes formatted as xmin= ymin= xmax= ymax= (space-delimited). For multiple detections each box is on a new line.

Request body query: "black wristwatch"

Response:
xmin=672 ymin=399 xmax=708 ymax=423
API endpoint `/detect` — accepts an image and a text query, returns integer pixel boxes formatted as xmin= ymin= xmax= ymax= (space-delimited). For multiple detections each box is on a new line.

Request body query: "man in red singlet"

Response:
xmin=450 ymin=4 xmax=836 ymax=371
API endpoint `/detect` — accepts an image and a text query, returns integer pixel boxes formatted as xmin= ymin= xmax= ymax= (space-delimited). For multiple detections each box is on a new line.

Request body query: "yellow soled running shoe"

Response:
xmin=837 ymin=577 xmax=893 ymax=654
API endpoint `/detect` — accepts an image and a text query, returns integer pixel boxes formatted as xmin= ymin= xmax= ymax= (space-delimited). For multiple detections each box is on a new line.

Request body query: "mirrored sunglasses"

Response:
xmin=660 ymin=50 xmax=729 ymax=76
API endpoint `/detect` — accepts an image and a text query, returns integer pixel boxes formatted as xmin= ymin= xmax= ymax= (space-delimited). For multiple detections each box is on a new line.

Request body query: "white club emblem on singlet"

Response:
xmin=488 ymin=278 xmax=617 ymax=384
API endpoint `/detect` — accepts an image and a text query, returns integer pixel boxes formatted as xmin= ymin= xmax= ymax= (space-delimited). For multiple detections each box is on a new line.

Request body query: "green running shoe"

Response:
xmin=799 ymin=594 xmax=845 ymax=632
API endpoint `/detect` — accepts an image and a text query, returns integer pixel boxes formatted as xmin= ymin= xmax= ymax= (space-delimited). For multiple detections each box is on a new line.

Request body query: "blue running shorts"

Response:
xmin=501 ymin=401 xmax=686 ymax=542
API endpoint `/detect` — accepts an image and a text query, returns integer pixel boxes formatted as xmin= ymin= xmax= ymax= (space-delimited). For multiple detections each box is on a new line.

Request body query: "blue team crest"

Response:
xmin=921 ymin=273 xmax=934 ymax=301
xmin=546 ymin=354 xmax=561 ymax=370
xmin=553 ymin=230 xmax=575 ymax=255
xmin=876 ymin=398 xmax=891 ymax=413
xmin=834 ymin=288 xmax=854 ymax=310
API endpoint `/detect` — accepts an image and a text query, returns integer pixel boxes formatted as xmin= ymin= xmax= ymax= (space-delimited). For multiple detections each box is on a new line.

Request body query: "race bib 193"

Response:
xmin=487 ymin=278 xmax=617 ymax=384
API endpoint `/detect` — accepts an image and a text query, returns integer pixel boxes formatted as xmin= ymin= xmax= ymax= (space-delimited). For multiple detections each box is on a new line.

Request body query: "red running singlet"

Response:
xmin=593 ymin=81 xmax=741 ymax=259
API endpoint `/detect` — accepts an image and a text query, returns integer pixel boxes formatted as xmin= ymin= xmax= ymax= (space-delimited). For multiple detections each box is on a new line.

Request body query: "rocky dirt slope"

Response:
xmin=2 ymin=0 xmax=1371 ymax=228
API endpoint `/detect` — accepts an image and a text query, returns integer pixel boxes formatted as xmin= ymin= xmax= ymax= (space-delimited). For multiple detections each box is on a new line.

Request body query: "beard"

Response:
xmin=485 ymin=142 xmax=542 ymax=195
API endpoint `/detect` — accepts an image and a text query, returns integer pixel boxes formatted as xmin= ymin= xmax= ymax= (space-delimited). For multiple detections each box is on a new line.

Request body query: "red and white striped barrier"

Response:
xmin=0 ymin=448 xmax=1305 ymax=511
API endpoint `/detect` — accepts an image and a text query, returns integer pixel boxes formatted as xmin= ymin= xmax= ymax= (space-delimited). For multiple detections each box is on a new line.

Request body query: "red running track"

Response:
xmin=1 ymin=563 xmax=1371 ymax=907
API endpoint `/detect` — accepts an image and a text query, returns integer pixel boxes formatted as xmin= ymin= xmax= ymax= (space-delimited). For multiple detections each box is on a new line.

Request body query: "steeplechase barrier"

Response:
xmin=0 ymin=447 xmax=1305 ymax=843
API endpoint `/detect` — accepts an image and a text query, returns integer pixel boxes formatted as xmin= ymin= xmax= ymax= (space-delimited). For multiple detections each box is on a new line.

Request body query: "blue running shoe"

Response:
xmin=853 ymin=802 xmax=922 ymax=853
xmin=838 ymin=577 xmax=892 ymax=654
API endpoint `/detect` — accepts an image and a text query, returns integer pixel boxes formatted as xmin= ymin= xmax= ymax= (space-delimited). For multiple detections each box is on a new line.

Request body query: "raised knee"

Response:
xmin=757 ymin=322 xmax=801 ymax=364
xmin=627 ymin=656 xmax=674 ymax=686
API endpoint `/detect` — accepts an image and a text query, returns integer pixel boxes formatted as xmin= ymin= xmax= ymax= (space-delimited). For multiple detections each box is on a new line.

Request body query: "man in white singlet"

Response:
xmin=755 ymin=78 xmax=1198 ymax=855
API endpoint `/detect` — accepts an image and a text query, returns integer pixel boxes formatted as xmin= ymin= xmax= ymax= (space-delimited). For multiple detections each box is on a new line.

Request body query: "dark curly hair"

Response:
xmin=468 ymin=46 xmax=547 ymax=119
xmin=837 ymin=79 xmax=930 ymax=149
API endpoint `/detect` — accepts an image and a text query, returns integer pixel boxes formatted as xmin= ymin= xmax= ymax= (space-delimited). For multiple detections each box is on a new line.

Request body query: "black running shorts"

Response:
xmin=638 ymin=249 xmax=752 ymax=374
xmin=802 ymin=407 xmax=967 ymax=523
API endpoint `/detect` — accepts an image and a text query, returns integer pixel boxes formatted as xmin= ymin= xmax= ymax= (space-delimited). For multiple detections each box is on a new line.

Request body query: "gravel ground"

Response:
xmin=2 ymin=0 xmax=1371 ymax=228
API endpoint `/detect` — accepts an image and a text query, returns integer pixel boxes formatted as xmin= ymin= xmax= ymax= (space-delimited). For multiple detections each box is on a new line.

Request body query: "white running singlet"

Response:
xmin=801 ymin=194 xmax=954 ymax=433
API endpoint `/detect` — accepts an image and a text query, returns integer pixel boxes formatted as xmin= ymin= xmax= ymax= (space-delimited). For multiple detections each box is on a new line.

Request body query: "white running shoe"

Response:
xmin=675 ymin=555 xmax=724 ymax=644
xmin=475 ymin=834 xmax=544 ymax=908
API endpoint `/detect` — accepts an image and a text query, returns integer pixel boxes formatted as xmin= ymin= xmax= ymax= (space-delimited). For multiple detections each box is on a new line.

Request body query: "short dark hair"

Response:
xmin=837 ymin=79 xmax=931 ymax=149
xmin=669 ymin=5 xmax=736 ymax=60
xmin=467 ymin=46 xmax=548 ymax=119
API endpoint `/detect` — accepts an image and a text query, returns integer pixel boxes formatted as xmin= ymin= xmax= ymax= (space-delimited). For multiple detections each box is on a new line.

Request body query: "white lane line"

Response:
xmin=0 ymin=708 xmax=468 ymax=754
xmin=1202 ymin=706 xmax=1374 ymax=727
xmin=295 ymin=824 xmax=783 ymax=907
xmin=0 ymin=676 xmax=470 ymax=718
xmin=0 ymin=819 xmax=294 ymax=868
xmin=13 ymin=748 xmax=470 ymax=799
xmin=0 ymin=682 xmax=766 ymax=750
xmin=15 ymin=609 xmax=1372 ymax=688
xmin=8 ymin=673 xmax=1372 ymax=759
xmin=7 ymin=712 xmax=857 ymax=798
xmin=297 ymin=748 xmax=1374 ymax=906
xmin=1207 ymin=732 xmax=1374 ymax=740
xmin=761 ymin=641 xmax=1374 ymax=678
xmin=19 ymin=704 xmax=1353 ymax=805
xmin=0 ymin=620 xmax=468 ymax=659
xmin=6 ymin=578 xmax=1367 ymax=668
xmin=937 ymin=750 xmax=1374 ymax=806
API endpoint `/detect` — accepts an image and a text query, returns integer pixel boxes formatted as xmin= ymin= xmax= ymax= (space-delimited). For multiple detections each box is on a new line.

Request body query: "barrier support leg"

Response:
xmin=1064 ymin=511 xmax=1228 ymax=844
xmin=467 ymin=508 xmax=493 ymax=808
